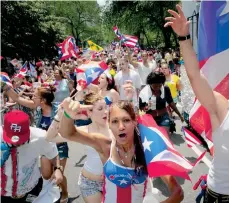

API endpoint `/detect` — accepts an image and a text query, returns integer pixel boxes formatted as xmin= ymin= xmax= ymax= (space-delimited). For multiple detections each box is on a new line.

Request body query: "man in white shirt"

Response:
xmin=114 ymin=58 xmax=142 ymax=107
xmin=1 ymin=110 xmax=63 ymax=202
xmin=129 ymin=51 xmax=157 ymax=86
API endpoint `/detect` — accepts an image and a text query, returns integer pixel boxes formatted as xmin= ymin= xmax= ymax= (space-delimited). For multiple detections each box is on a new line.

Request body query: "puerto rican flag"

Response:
xmin=57 ymin=36 xmax=79 ymax=61
xmin=113 ymin=26 xmax=139 ymax=48
xmin=189 ymin=1 xmax=229 ymax=153
xmin=19 ymin=62 xmax=28 ymax=75
xmin=76 ymin=61 xmax=108 ymax=90
xmin=182 ymin=127 xmax=202 ymax=148
xmin=0 ymin=72 xmax=13 ymax=88
xmin=138 ymin=114 xmax=205 ymax=180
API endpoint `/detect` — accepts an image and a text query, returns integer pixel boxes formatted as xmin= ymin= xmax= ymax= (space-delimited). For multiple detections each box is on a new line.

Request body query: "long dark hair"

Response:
xmin=110 ymin=101 xmax=148 ymax=175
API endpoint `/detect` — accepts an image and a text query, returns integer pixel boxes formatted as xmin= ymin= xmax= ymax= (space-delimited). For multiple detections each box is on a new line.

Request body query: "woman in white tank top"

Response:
xmin=45 ymin=92 xmax=112 ymax=203
xmin=165 ymin=5 xmax=229 ymax=202
xmin=77 ymin=92 xmax=112 ymax=203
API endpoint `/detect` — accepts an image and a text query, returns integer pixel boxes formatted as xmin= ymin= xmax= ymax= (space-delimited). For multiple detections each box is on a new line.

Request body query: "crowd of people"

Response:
xmin=1 ymin=5 xmax=228 ymax=203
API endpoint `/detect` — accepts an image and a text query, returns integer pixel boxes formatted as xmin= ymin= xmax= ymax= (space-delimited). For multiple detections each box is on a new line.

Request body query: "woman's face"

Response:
xmin=32 ymin=89 xmax=42 ymax=106
xmin=98 ymin=74 xmax=108 ymax=90
xmin=89 ymin=99 xmax=108 ymax=126
xmin=54 ymin=70 xmax=61 ymax=80
xmin=109 ymin=106 xmax=135 ymax=145
xmin=150 ymin=83 xmax=163 ymax=92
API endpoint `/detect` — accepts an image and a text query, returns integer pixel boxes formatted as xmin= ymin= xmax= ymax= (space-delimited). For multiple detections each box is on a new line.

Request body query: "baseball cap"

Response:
xmin=3 ymin=110 xmax=30 ymax=145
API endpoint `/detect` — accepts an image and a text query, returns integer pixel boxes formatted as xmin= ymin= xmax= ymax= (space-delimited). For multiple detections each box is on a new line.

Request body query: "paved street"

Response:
xmin=64 ymin=117 xmax=211 ymax=203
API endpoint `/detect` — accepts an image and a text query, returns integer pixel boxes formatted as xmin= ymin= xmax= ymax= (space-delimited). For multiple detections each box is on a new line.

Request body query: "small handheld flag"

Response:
xmin=87 ymin=40 xmax=103 ymax=51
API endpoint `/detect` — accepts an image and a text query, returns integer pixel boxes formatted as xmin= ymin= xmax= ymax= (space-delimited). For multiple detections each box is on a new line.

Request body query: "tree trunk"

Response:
xmin=142 ymin=28 xmax=150 ymax=47
xmin=161 ymin=28 xmax=172 ymax=48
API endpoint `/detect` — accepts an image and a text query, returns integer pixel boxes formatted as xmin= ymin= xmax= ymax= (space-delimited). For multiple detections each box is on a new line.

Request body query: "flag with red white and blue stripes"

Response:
xmin=113 ymin=26 xmax=139 ymax=48
xmin=189 ymin=1 xmax=229 ymax=153
xmin=138 ymin=114 xmax=205 ymax=180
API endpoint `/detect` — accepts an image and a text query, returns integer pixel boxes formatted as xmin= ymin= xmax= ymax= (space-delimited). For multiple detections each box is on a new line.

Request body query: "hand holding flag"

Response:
xmin=137 ymin=114 xmax=206 ymax=180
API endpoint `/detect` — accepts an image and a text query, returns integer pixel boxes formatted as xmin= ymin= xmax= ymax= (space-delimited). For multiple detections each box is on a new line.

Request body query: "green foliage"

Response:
xmin=102 ymin=1 xmax=180 ymax=48
xmin=1 ymin=1 xmax=103 ymax=59
xmin=1 ymin=1 xmax=66 ymax=59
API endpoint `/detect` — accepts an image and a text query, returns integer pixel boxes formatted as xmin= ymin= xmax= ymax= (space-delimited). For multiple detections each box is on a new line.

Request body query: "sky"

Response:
xmin=97 ymin=0 xmax=106 ymax=6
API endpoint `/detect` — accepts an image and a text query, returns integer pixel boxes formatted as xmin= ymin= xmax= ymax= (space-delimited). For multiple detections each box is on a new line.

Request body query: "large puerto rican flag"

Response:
xmin=189 ymin=1 xmax=229 ymax=151
xmin=138 ymin=114 xmax=205 ymax=180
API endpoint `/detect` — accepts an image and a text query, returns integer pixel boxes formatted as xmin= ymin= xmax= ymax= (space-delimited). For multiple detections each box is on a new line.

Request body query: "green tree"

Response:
xmin=1 ymin=1 xmax=66 ymax=59
xmin=53 ymin=1 xmax=102 ymax=46
xmin=103 ymin=1 xmax=179 ymax=48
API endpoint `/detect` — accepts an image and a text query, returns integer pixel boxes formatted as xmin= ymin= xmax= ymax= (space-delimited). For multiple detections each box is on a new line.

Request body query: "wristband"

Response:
xmin=178 ymin=34 xmax=190 ymax=41
xmin=64 ymin=111 xmax=71 ymax=119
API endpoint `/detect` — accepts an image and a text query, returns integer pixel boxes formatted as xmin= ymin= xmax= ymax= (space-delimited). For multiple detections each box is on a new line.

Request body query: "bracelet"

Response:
xmin=129 ymin=99 xmax=133 ymax=103
xmin=64 ymin=111 xmax=72 ymax=119
xmin=178 ymin=34 xmax=190 ymax=41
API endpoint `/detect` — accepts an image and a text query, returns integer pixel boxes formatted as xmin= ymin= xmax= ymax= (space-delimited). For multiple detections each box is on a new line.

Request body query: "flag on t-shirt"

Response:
xmin=189 ymin=1 xmax=229 ymax=154
xmin=138 ymin=114 xmax=205 ymax=180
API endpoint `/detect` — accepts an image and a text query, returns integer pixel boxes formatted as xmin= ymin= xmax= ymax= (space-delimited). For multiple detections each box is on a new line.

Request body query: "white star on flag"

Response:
xmin=41 ymin=122 xmax=48 ymax=128
xmin=88 ymin=69 xmax=101 ymax=81
xmin=220 ymin=1 xmax=229 ymax=17
xmin=118 ymin=179 xmax=128 ymax=185
xmin=143 ymin=136 xmax=153 ymax=152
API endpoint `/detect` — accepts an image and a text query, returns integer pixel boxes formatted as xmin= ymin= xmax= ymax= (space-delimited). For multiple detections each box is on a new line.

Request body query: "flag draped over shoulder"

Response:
xmin=189 ymin=1 xmax=229 ymax=153
xmin=138 ymin=114 xmax=205 ymax=180
xmin=87 ymin=40 xmax=103 ymax=51
xmin=113 ymin=26 xmax=139 ymax=48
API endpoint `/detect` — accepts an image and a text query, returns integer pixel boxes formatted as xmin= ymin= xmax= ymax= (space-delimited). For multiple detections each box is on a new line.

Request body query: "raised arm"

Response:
xmin=59 ymin=98 xmax=111 ymax=154
xmin=164 ymin=5 xmax=229 ymax=122
xmin=4 ymin=87 xmax=37 ymax=109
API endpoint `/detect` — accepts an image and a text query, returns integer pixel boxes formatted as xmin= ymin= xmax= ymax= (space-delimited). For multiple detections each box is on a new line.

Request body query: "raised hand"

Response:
xmin=164 ymin=4 xmax=190 ymax=36
xmin=61 ymin=97 xmax=93 ymax=120
xmin=123 ymin=80 xmax=135 ymax=101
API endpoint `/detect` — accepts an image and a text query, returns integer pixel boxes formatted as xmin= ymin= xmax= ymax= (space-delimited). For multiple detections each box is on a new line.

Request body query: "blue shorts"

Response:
xmin=156 ymin=113 xmax=171 ymax=127
xmin=57 ymin=142 xmax=69 ymax=160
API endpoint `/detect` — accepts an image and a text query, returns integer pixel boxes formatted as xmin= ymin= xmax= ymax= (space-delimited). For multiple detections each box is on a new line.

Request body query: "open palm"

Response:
xmin=164 ymin=4 xmax=190 ymax=37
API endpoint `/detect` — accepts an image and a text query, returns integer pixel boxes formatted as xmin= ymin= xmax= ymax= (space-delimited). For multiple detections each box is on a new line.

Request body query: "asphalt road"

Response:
xmin=64 ymin=117 xmax=211 ymax=203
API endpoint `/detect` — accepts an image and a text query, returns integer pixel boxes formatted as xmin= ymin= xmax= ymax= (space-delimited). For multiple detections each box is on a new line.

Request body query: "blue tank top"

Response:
xmin=39 ymin=116 xmax=51 ymax=131
xmin=104 ymin=159 xmax=147 ymax=188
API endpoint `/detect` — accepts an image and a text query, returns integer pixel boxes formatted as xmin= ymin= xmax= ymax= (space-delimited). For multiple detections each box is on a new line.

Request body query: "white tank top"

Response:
xmin=207 ymin=110 xmax=229 ymax=195
xmin=83 ymin=126 xmax=105 ymax=175
xmin=83 ymin=145 xmax=103 ymax=175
